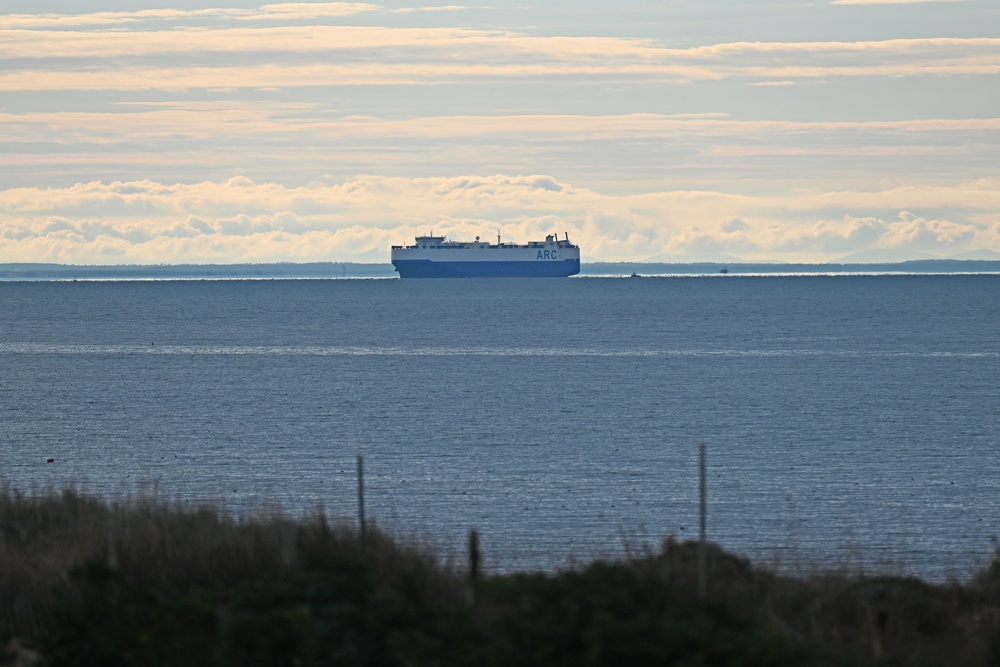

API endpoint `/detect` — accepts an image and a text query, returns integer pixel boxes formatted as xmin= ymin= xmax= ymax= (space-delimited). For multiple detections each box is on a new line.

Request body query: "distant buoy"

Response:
xmin=47 ymin=458 xmax=55 ymax=463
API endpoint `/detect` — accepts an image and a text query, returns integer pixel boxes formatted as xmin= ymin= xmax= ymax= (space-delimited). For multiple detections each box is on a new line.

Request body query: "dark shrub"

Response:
xmin=483 ymin=562 xmax=806 ymax=667
xmin=44 ymin=563 xmax=218 ymax=667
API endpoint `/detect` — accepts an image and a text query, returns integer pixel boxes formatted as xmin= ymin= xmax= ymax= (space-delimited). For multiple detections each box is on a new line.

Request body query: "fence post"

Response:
xmin=698 ymin=443 xmax=707 ymax=599
xmin=357 ymin=454 xmax=366 ymax=560
xmin=467 ymin=529 xmax=480 ymax=606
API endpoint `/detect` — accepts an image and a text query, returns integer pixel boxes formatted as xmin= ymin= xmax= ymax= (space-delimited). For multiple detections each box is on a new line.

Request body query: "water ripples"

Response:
xmin=1 ymin=342 xmax=997 ymax=359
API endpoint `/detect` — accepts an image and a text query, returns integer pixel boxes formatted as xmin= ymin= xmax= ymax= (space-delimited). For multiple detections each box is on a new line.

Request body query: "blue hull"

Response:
xmin=393 ymin=259 xmax=580 ymax=278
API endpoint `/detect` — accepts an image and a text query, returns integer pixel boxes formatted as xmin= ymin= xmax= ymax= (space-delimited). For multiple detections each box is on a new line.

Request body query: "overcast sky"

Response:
xmin=1 ymin=1 xmax=998 ymax=264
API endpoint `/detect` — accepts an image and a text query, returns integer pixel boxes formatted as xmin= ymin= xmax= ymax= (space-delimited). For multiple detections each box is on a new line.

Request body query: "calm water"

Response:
xmin=1 ymin=275 xmax=998 ymax=578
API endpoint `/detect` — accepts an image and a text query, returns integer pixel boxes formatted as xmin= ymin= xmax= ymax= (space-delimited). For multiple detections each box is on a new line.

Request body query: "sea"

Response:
xmin=1 ymin=273 xmax=998 ymax=580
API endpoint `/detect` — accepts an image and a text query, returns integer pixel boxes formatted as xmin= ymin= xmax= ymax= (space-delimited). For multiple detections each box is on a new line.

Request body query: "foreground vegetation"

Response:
xmin=1 ymin=490 xmax=999 ymax=666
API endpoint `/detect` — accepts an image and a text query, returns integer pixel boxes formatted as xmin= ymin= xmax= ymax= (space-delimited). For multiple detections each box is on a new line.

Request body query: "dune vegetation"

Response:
xmin=1 ymin=488 xmax=999 ymax=666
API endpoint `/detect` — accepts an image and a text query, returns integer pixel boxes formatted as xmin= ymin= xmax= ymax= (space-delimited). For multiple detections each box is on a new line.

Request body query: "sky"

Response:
xmin=1 ymin=1 xmax=998 ymax=264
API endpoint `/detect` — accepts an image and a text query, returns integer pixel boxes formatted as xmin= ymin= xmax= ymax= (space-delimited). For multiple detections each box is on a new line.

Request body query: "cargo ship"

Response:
xmin=391 ymin=232 xmax=580 ymax=278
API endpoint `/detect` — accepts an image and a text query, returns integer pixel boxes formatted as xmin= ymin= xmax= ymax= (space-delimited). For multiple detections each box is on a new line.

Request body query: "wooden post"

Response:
xmin=467 ymin=529 xmax=481 ymax=606
xmin=357 ymin=454 xmax=366 ymax=560
xmin=698 ymin=443 xmax=707 ymax=599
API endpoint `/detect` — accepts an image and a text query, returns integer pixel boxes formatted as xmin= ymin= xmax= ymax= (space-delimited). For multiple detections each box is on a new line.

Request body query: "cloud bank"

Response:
xmin=2 ymin=175 xmax=997 ymax=264
xmin=0 ymin=29 xmax=997 ymax=91
xmin=0 ymin=2 xmax=997 ymax=263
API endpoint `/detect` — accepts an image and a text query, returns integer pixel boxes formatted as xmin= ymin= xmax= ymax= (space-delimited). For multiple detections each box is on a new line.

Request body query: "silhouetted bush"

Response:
xmin=485 ymin=563 xmax=805 ymax=667
xmin=44 ymin=563 xmax=218 ymax=667
xmin=3 ymin=489 xmax=1000 ymax=666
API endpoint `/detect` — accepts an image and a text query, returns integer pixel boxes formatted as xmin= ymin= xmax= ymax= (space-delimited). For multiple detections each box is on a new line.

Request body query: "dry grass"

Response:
xmin=0 ymin=487 xmax=456 ymax=636
xmin=625 ymin=537 xmax=1000 ymax=666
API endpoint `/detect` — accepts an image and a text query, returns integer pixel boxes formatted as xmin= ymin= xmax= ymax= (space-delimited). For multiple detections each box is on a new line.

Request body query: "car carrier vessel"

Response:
xmin=391 ymin=232 xmax=580 ymax=278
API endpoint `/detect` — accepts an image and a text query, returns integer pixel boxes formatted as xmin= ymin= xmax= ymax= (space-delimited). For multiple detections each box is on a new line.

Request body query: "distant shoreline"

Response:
xmin=2 ymin=259 xmax=1000 ymax=280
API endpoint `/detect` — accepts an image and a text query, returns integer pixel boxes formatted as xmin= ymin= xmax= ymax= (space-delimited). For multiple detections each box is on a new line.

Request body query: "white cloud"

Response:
xmin=251 ymin=3 xmax=382 ymax=19
xmin=389 ymin=6 xmax=466 ymax=14
xmin=662 ymin=212 xmax=996 ymax=260
xmin=3 ymin=107 xmax=998 ymax=145
xmin=0 ymin=4 xmax=383 ymax=29
xmin=1 ymin=19 xmax=997 ymax=90
xmin=0 ymin=106 xmax=995 ymax=233
xmin=0 ymin=4 xmax=462 ymax=30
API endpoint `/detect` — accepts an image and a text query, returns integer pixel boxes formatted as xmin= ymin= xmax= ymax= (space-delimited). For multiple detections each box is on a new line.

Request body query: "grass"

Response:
xmin=1 ymin=488 xmax=999 ymax=666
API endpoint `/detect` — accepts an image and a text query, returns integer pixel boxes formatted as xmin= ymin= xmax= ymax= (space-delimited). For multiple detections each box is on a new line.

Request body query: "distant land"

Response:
xmin=0 ymin=262 xmax=394 ymax=280
xmin=2 ymin=260 xmax=1000 ymax=280
xmin=583 ymin=260 xmax=1000 ymax=276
